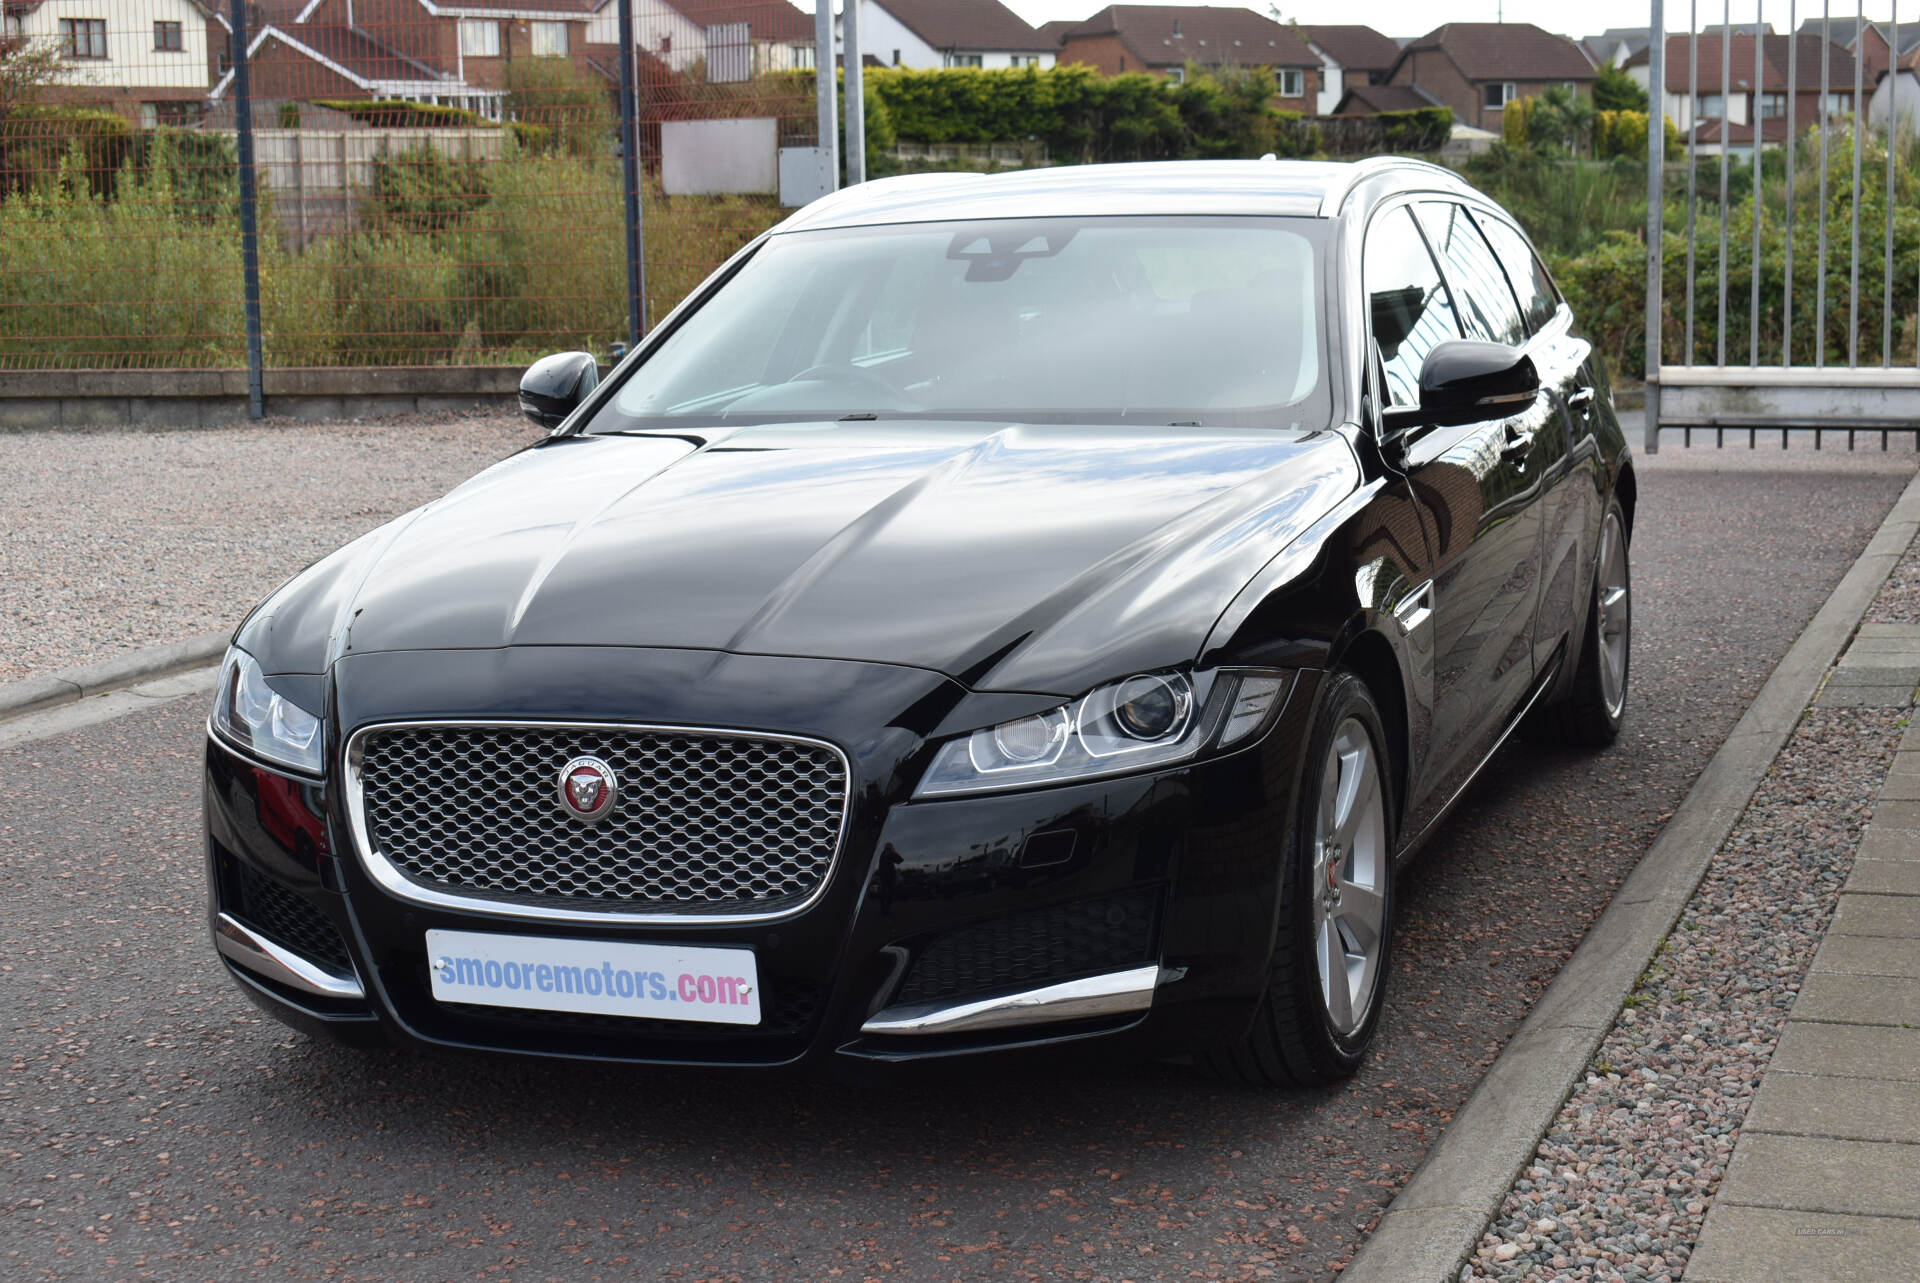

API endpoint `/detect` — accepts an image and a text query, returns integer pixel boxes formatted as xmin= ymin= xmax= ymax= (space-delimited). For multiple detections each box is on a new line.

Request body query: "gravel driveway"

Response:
xmin=1 ymin=419 xmax=1915 ymax=1281
xmin=0 ymin=414 xmax=542 ymax=683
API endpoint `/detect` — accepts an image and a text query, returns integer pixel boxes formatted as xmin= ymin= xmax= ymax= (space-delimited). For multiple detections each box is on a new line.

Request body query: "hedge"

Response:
xmin=1 ymin=106 xmax=132 ymax=197
xmin=864 ymin=64 xmax=1302 ymax=164
xmin=309 ymin=99 xmax=497 ymax=129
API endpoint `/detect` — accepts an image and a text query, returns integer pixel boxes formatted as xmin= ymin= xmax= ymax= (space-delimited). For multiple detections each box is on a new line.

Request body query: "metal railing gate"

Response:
xmin=1644 ymin=0 xmax=1920 ymax=449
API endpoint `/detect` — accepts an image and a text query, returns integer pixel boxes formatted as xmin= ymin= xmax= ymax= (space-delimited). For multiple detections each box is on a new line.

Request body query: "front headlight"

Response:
xmin=913 ymin=669 xmax=1292 ymax=799
xmin=210 ymin=647 xmax=325 ymax=775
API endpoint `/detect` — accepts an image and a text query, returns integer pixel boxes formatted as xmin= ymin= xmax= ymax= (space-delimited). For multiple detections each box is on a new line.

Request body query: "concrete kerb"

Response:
xmin=0 ymin=631 xmax=230 ymax=722
xmin=1342 ymin=466 xmax=1920 ymax=1283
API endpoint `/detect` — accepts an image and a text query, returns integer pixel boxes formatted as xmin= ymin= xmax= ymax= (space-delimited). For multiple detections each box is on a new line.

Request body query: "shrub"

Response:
xmin=366 ymin=144 xmax=490 ymax=233
xmin=0 ymin=105 xmax=131 ymax=197
xmin=310 ymin=99 xmax=495 ymax=129
xmin=504 ymin=60 xmax=614 ymax=158
xmin=1376 ymin=107 xmax=1453 ymax=153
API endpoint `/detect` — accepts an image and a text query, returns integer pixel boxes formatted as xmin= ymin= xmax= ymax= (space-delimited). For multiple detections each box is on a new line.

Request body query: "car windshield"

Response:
xmin=590 ymin=215 xmax=1329 ymax=431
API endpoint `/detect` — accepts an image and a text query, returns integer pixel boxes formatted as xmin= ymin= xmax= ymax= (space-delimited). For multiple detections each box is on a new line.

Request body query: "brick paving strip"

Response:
xmin=1683 ymin=626 xmax=1920 ymax=1282
xmin=1348 ymin=469 xmax=1920 ymax=1283
xmin=1446 ymin=594 xmax=1920 ymax=1281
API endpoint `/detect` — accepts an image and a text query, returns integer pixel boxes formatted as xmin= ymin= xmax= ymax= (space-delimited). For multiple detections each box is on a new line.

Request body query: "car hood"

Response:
xmin=244 ymin=421 xmax=1357 ymax=696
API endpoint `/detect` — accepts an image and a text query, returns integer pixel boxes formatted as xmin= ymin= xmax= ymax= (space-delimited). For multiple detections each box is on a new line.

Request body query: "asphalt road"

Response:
xmin=5 ymin=441 xmax=1916 ymax=1283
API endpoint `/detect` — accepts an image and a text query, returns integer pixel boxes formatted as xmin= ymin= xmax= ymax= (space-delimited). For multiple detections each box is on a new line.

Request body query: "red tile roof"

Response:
xmin=1065 ymin=4 xmax=1318 ymax=70
xmin=1645 ymin=33 xmax=1856 ymax=94
xmin=1302 ymin=25 xmax=1402 ymax=74
xmin=664 ymin=0 xmax=811 ymax=43
xmin=440 ymin=0 xmax=599 ymax=14
xmin=1399 ymin=22 xmax=1595 ymax=82
xmin=265 ymin=22 xmax=449 ymax=84
xmin=876 ymin=0 xmax=1052 ymax=54
xmin=1338 ymin=82 xmax=1442 ymax=114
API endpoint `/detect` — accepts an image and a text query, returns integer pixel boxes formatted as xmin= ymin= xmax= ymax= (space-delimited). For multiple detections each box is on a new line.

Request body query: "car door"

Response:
xmin=1364 ymin=203 xmax=1544 ymax=837
xmin=1473 ymin=210 xmax=1600 ymax=673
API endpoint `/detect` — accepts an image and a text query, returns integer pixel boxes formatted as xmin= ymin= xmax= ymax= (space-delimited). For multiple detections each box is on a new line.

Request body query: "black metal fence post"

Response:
xmin=228 ymin=0 xmax=265 ymax=420
xmin=616 ymin=0 xmax=646 ymax=344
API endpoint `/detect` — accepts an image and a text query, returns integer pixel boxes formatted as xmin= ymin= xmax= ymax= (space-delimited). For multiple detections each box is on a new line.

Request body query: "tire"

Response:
xmin=1204 ymin=671 xmax=1396 ymax=1088
xmin=1537 ymin=496 xmax=1631 ymax=748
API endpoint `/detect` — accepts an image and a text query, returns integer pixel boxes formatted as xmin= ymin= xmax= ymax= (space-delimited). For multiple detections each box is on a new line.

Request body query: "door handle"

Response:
xmin=1567 ymin=386 xmax=1596 ymax=412
xmin=1500 ymin=427 xmax=1537 ymax=461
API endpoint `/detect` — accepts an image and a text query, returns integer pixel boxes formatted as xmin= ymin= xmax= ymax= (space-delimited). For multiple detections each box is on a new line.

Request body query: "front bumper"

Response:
xmin=203 ymin=648 xmax=1320 ymax=1074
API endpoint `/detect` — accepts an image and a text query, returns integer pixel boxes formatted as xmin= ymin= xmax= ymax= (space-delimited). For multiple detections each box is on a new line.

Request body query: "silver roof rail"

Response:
xmin=1315 ymin=156 xmax=1467 ymax=217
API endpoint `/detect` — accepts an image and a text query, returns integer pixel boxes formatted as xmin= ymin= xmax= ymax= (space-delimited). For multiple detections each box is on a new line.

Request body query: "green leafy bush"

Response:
xmin=366 ymin=144 xmax=490 ymax=233
xmin=1 ymin=105 xmax=131 ymax=197
xmin=504 ymin=60 xmax=614 ymax=158
xmin=310 ymin=99 xmax=496 ymax=129
xmin=863 ymin=63 xmax=1310 ymax=164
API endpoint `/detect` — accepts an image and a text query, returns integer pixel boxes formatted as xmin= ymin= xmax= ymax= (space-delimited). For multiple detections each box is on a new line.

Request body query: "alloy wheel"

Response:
xmin=1311 ymin=719 xmax=1389 ymax=1037
xmin=1596 ymin=509 xmax=1630 ymax=720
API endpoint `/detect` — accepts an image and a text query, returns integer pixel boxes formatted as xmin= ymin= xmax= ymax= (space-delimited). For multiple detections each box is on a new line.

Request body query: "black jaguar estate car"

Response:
xmin=205 ymin=158 xmax=1632 ymax=1086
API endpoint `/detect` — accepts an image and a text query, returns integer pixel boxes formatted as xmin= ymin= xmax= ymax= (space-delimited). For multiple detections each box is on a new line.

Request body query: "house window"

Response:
xmin=658 ymin=34 xmax=671 ymax=54
xmin=1167 ymin=65 xmax=1185 ymax=84
xmin=1824 ymin=91 xmax=1852 ymax=114
xmin=944 ymin=52 xmax=983 ymax=67
xmin=154 ymin=21 xmax=182 ymax=52
xmin=530 ymin=21 xmax=568 ymax=57
xmin=460 ymin=20 xmax=500 ymax=57
xmin=1759 ymin=92 xmax=1787 ymax=118
xmin=1010 ymin=54 xmax=1038 ymax=67
xmin=3 ymin=12 xmax=22 ymax=38
xmin=1280 ymin=68 xmax=1303 ymax=97
xmin=1482 ymin=81 xmax=1517 ymax=110
xmin=149 ymin=99 xmax=197 ymax=126
xmin=1695 ymin=92 xmax=1725 ymax=119
xmin=60 ymin=18 xmax=108 ymax=59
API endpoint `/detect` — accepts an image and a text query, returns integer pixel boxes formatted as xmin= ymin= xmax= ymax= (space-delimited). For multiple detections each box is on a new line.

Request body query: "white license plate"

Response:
xmin=425 ymin=928 xmax=761 ymax=1025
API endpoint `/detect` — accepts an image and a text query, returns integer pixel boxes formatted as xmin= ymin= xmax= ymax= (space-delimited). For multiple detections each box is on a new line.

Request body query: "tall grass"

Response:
xmin=0 ymin=137 xmax=783 ymax=369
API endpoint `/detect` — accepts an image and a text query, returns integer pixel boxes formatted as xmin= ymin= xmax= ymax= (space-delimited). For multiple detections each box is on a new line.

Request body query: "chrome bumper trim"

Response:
xmin=214 ymin=912 xmax=365 ymax=1001
xmin=860 ymin=963 xmax=1164 ymax=1036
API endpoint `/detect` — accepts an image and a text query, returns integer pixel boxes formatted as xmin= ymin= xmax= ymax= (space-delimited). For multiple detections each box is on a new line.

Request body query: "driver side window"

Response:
xmin=1364 ymin=207 xmax=1462 ymax=409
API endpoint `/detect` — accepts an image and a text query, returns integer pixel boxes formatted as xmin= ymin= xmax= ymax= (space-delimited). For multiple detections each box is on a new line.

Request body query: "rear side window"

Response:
xmin=1364 ymin=206 xmax=1461 ymax=409
xmin=1416 ymin=202 xmax=1527 ymax=348
xmin=1472 ymin=212 xmax=1562 ymax=335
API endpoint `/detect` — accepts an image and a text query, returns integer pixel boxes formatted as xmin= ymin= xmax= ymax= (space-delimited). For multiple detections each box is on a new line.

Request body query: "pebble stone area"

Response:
xmin=0 ymin=412 xmax=542 ymax=684
xmin=1462 ymin=532 xmax=1920 ymax=1282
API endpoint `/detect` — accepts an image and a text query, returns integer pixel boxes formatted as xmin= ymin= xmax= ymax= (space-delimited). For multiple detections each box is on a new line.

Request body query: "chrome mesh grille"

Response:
xmin=354 ymin=724 xmax=847 ymax=914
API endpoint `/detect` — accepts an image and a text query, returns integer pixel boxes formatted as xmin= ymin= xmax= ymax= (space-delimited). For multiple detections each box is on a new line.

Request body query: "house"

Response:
xmin=1334 ymin=82 xmax=1440 ymax=116
xmin=1581 ymin=27 xmax=1649 ymax=70
xmin=211 ymin=0 xmax=602 ymax=120
xmin=4 ymin=0 xmax=226 ymax=125
xmin=1795 ymin=16 xmax=1920 ymax=80
xmin=842 ymin=0 xmax=1055 ymax=71
xmin=1793 ymin=17 xmax=1920 ymax=130
xmin=585 ymin=0 xmax=815 ymax=79
xmin=1058 ymin=5 xmax=1319 ymax=111
xmin=1384 ymin=22 xmax=1595 ymax=132
xmin=1625 ymin=32 xmax=1856 ymax=147
xmin=1301 ymin=24 xmax=1401 ymax=115
xmin=1034 ymin=18 xmax=1075 ymax=53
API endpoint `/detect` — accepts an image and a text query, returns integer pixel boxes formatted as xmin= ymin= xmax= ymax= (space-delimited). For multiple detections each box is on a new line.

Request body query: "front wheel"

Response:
xmin=1204 ymin=672 xmax=1396 ymax=1088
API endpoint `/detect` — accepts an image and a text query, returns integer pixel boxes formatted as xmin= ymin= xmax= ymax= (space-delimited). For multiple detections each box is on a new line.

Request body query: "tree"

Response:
xmin=1532 ymin=84 xmax=1597 ymax=156
xmin=1593 ymin=59 xmax=1648 ymax=112
xmin=1 ymin=34 xmax=64 ymax=123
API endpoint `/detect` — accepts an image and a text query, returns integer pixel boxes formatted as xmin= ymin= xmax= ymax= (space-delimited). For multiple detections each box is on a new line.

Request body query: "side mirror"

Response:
xmin=519 ymin=351 xmax=599 ymax=430
xmin=1414 ymin=339 xmax=1539 ymax=428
